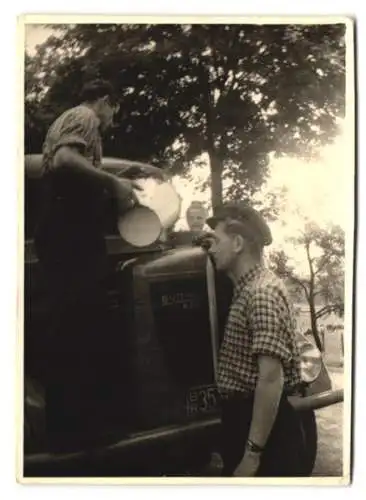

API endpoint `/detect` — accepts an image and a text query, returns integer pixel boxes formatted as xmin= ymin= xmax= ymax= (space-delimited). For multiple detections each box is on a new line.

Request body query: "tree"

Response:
xmin=25 ymin=23 xmax=346 ymax=211
xmin=269 ymin=221 xmax=345 ymax=351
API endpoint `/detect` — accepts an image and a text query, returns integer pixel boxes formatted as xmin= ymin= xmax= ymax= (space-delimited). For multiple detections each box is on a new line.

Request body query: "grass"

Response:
xmin=312 ymin=368 xmax=344 ymax=477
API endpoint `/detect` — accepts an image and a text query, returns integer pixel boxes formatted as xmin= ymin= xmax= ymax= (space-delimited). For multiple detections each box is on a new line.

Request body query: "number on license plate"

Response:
xmin=186 ymin=385 xmax=218 ymax=416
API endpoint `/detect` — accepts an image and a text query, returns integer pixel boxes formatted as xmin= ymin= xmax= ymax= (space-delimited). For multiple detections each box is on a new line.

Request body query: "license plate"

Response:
xmin=185 ymin=385 xmax=219 ymax=416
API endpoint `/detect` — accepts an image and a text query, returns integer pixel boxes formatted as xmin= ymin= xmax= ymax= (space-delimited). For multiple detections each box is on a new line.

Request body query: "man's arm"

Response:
xmin=46 ymin=109 xmax=140 ymax=204
xmin=54 ymin=146 xmax=142 ymax=210
xmin=247 ymin=286 xmax=291 ymax=449
xmin=233 ymin=357 xmax=284 ymax=477
xmin=234 ymin=286 xmax=291 ymax=476
xmin=53 ymin=145 xmax=119 ymax=193
xmin=247 ymin=355 xmax=284 ymax=448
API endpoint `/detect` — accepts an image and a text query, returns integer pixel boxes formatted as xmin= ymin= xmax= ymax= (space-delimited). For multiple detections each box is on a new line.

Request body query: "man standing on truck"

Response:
xmin=34 ymin=79 xmax=141 ymax=450
xmin=206 ymin=202 xmax=305 ymax=477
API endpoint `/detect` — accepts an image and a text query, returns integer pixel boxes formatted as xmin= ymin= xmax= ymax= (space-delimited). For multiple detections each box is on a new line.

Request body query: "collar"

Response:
xmin=233 ymin=263 xmax=263 ymax=301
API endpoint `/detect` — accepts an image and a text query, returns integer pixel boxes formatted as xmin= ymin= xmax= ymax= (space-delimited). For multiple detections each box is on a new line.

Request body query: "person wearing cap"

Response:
xmin=34 ymin=79 xmax=141 ymax=450
xmin=206 ymin=202 xmax=304 ymax=477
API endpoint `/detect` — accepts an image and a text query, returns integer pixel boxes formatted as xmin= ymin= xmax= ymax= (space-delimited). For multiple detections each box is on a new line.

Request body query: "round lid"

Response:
xmin=117 ymin=206 xmax=162 ymax=247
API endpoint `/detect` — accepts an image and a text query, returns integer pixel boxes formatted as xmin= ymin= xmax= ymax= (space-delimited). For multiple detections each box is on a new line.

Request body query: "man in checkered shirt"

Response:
xmin=206 ymin=202 xmax=305 ymax=477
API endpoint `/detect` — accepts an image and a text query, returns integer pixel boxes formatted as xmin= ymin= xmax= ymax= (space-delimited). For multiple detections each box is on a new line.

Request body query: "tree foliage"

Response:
xmin=269 ymin=221 xmax=345 ymax=351
xmin=25 ymin=23 xmax=346 ymax=211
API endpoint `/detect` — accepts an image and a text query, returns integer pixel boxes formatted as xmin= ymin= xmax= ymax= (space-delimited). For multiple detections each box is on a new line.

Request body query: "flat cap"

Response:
xmin=206 ymin=202 xmax=272 ymax=246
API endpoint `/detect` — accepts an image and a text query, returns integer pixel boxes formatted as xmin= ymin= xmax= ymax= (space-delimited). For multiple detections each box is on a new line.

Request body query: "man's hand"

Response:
xmin=233 ymin=450 xmax=261 ymax=477
xmin=53 ymin=147 xmax=144 ymax=205
xmin=111 ymin=177 xmax=143 ymax=214
xmin=192 ymin=231 xmax=214 ymax=249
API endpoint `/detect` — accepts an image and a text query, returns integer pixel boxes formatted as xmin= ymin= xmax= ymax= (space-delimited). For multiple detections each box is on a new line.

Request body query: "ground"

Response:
xmin=296 ymin=314 xmax=345 ymax=477
xmin=312 ymin=366 xmax=344 ymax=477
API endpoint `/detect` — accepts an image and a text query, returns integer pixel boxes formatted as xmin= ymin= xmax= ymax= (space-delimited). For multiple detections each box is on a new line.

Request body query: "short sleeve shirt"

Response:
xmin=35 ymin=105 xmax=106 ymax=266
xmin=217 ymin=264 xmax=302 ymax=395
xmin=42 ymin=104 xmax=103 ymax=172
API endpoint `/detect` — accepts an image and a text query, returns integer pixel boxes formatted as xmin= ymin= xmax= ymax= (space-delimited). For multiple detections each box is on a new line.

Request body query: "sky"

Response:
xmin=170 ymin=130 xmax=351 ymax=275
xmin=25 ymin=25 xmax=54 ymax=54
xmin=24 ymin=25 xmax=353 ymax=271
xmin=172 ymin=133 xmax=350 ymax=232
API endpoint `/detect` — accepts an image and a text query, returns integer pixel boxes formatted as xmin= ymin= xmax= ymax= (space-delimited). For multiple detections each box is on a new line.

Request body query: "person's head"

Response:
xmin=186 ymin=201 xmax=208 ymax=233
xmin=206 ymin=202 xmax=272 ymax=274
xmin=80 ymin=79 xmax=119 ymax=131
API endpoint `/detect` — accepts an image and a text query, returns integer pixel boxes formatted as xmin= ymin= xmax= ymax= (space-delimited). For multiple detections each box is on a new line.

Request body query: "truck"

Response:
xmin=22 ymin=155 xmax=344 ymax=478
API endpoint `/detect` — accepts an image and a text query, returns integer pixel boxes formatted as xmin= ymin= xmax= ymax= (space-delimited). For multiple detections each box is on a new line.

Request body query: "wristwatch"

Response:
xmin=246 ymin=439 xmax=265 ymax=454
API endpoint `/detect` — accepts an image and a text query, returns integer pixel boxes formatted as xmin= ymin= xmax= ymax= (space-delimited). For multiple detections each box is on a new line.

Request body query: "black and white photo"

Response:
xmin=19 ymin=16 xmax=354 ymax=483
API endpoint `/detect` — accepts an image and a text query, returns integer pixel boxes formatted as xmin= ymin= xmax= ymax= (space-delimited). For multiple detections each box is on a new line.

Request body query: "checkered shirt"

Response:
xmin=217 ymin=264 xmax=302 ymax=395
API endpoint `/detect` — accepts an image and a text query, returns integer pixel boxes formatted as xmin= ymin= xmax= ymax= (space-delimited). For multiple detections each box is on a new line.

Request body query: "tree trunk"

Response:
xmin=208 ymin=150 xmax=223 ymax=213
xmin=305 ymin=241 xmax=324 ymax=352
xmin=309 ymin=295 xmax=323 ymax=352
xmin=200 ymin=57 xmax=224 ymax=214
xmin=340 ymin=331 xmax=344 ymax=358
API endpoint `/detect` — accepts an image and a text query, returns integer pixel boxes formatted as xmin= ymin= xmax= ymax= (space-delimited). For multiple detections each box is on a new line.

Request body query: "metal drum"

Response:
xmin=117 ymin=177 xmax=181 ymax=247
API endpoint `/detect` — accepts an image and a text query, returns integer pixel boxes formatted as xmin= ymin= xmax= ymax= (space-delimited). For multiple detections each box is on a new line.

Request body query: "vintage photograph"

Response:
xmin=20 ymin=17 xmax=354 ymax=483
